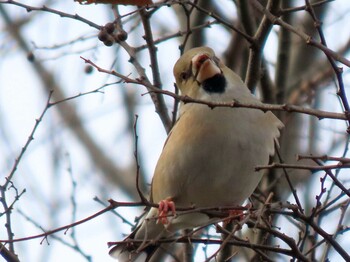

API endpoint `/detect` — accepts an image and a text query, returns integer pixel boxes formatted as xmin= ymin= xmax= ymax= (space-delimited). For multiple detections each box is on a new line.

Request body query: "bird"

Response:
xmin=109 ymin=46 xmax=284 ymax=261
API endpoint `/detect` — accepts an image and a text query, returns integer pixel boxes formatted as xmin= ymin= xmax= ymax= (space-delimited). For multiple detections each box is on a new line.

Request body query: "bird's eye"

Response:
xmin=180 ymin=71 xmax=190 ymax=81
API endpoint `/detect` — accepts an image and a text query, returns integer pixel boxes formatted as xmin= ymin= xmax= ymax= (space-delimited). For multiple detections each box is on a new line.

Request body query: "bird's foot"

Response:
xmin=157 ymin=198 xmax=176 ymax=225
xmin=223 ymin=203 xmax=252 ymax=226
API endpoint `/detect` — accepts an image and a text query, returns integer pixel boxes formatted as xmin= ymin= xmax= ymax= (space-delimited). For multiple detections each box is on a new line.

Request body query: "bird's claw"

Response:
xmin=223 ymin=203 xmax=252 ymax=226
xmin=157 ymin=198 xmax=176 ymax=225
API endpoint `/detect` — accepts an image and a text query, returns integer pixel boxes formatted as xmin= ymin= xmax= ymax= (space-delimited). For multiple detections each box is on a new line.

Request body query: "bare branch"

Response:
xmin=249 ymin=0 xmax=350 ymax=68
xmin=82 ymin=57 xmax=348 ymax=122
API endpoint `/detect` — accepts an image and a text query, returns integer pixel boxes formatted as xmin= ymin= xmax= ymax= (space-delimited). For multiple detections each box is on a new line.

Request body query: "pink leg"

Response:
xmin=157 ymin=198 xmax=176 ymax=225
xmin=224 ymin=203 xmax=252 ymax=225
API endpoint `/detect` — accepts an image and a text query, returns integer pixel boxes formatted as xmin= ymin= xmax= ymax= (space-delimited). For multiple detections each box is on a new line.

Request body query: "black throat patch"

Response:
xmin=202 ymin=74 xmax=226 ymax=93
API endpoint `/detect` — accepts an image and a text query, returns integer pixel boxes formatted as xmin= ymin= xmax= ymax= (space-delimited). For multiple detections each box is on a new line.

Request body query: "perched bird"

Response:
xmin=109 ymin=46 xmax=283 ymax=261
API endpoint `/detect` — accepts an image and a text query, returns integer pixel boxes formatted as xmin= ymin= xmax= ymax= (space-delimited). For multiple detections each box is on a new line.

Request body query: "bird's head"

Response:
xmin=173 ymin=47 xmax=227 ymax=98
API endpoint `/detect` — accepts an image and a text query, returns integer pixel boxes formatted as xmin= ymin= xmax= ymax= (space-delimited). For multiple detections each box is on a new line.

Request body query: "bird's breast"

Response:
xmin=152 ymin=104 xmax=273 ymax=208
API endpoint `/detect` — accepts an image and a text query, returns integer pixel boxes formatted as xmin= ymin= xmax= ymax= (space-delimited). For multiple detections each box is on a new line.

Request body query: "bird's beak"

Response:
xmin=191 ymin=53 xmax=222 ymax=84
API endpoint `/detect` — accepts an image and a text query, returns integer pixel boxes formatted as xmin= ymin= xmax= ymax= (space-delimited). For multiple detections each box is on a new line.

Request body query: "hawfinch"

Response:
xmin=109 ymin=46 xmax=284 ymax=261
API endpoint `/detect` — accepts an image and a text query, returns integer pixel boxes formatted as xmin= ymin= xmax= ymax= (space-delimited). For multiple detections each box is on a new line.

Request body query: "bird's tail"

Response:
xmin=108 ymin=240 xmax=157 ymax=262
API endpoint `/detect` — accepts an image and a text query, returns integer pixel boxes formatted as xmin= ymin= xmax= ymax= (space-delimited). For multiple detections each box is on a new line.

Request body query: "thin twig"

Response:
xmin=290 ymin=206 xmax=350 ymax=261
xmin=0 ymin=204 xmax=115 ymax=244
xmin=297 ymin=154 xmax=350 ymax=163
xmin=139 ymin=8 xmax=172 ymax=133
xmin=17 ymin=209 xmax=92 ymax=261
xmin=304 ymin=0 xmax=350 ymax=129
xmin=275 ymin=147 xmax=304 ymax=213
xmin=256 ymin=162 xmax=350 ymax=172
xmin=0 ymin=0 xmax=101 ymax=29
xmin=0 ymin=242 xmax=20 ymax=262
xmin=280 ymin=0 xmax=335 ymax=14
xmin=133 ymin=115 xmax=148 ymax=203
xmin=249 ymin=0 xmax=350 ymax=68
xmin=3 ymin=90 xmax=53 ymax=188
xmin=245 ymin=0 xmax=280 ymax=91
xmin=81 ymin=56 xmax=348 ymax=122
xmin=181 ymin=0 xmax=254 ymax=44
